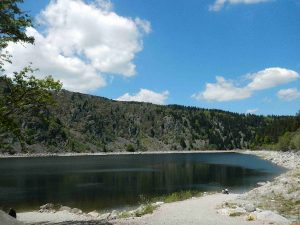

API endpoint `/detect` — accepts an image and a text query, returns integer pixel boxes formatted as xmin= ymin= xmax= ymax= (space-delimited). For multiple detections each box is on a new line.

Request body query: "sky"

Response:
xmin=3 ymin=0 xmax=300 ymax=115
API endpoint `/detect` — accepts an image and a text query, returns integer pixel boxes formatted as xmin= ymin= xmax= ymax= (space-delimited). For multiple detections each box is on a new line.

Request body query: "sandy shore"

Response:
xmin=9 ymin=150 xmax=300 ymax=225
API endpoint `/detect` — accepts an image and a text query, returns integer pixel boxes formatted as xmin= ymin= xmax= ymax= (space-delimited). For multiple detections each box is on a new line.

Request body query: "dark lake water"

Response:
xmin=0 ymin=152 xmax=285 ymax=212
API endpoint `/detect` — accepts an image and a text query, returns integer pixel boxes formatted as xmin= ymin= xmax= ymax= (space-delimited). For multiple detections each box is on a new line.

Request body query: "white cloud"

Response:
xmin=116 ymin=89 xmax=169 ymax=105
xmin=193 ymin=67 xmax=299 ymax=102
xmin=134 ymin=18 xmax=152 ymax=34
xmin=2 ymin=0 xmax=150 ymax=93
xmin=277 ymin=88 xmax=300 ymax=101
xmin=209 ymin=0 xmax=272 ymax=11
xmin=246 ymin=108 xmax=259 ymax=114
xmin=247 ymin=68 xmax=300 ymax=90
xmin=192 ymin=76 xmax=251 ymax=102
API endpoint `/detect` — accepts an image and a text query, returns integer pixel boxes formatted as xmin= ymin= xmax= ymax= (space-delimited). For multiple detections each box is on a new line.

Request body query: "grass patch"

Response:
xmin=151 ymin=190 xmax=204 ymax=203
xmin=229 ymin=211 xmax=244 ymax=217
xmin=118 ymin=211 xmax=131 ymax=219
xmin=246 ymin=213 xmax=257 ymax=221
xmin=135 ymin=204 xmax=157 ymax=217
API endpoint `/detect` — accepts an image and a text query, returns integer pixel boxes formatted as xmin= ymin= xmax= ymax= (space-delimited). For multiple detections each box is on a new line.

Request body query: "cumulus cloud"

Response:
xmin=209 ymin=0 xmax=272 ymax=11
xmin=192 ymin=76 xmax=251 ymax=102
xmin=247 ymin=68 xmax=300 ymax=90
xmin=2 ymin=0 xmax=150 ymax=93
xmin=193 ymin=67 xmax=299 ymax=102
xmin=246 ymin=108 xmax=259 ymax=114
xmin=277 ymin=88 xmax=300 ymax=101
xmin=116 ymin=89 xmax=169 ymax=105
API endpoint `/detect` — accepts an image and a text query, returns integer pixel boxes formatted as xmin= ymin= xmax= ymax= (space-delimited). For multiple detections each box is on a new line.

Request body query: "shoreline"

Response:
xmin=0 ymin=149 xmax=238 ymax=158
xmin=6 ymin=150 xmax=300 ymax=225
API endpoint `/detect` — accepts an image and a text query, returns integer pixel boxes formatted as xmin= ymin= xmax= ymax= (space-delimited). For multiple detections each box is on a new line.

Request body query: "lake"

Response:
xmin=0 ymin=152 xmax=285 ymax=212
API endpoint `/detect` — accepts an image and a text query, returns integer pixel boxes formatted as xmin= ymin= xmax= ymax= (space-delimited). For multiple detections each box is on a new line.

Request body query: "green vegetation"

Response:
xmin=229 ymin=211 xmax=245 ymax=217
xmin=152 ymin=190 xmax=204 ymax=203
xmin=274 ymin=129 xmax=300 ymax=151
xmin=0 ymin=0 xmax=34 ymax=49
xmin=0 ymin=89 xmax=299 ymax=153
xmin=118 ymin=211 xmax=131 ymax=219
xmin=135 ymin=204 xmax=157 ymax=217
xmin=126 ymin=144 xmax=135 ymax=152
xmin=246 ymin=213 xmax=257 ymax=221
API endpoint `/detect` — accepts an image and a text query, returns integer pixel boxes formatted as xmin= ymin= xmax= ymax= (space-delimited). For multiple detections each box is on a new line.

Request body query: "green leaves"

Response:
xmin=0 ymin=66 xmax=62 ymax=152
xmin=0 ymin=0 xmax=34 ymax=49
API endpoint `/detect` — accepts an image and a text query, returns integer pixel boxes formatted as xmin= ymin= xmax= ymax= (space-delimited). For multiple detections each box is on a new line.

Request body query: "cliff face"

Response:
xmin=1 ymin=90 xmax=299 ymax=153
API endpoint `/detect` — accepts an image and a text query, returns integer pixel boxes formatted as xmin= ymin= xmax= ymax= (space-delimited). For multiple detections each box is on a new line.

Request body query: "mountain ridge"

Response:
xmin=1 ymin=89 xmax=299 ymax=154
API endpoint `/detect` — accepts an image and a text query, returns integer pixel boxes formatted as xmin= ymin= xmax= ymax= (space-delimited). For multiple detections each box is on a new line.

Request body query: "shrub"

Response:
xmin=126 ymin=144 xmax=135 ymax=152
xmin=135 ymin=204 xmax=157 ymax=217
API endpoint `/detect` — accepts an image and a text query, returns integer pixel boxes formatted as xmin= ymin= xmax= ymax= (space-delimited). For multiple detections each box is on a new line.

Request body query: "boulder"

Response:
xmin=59 ymin=206 xmax=71 ymax=212
xmin=255 ymin=210 xmax=290 ymax=225
xmin=108 ymin=210 xmax=118 ymax=220
xmin=39 ymin=203 xmax=55 ymax=213
xmin=70 ymin=208 xmax=82 ymax=214
xmin=153 ymin=201 xmax=164 ymax=207
xmin=244 ymin=203 xmax=256 ymax=212
xmin=88 ymin=210 xmax=99 ymax=218
xmin=257 ymin=182 xmax=266 ymax=186
xmin=8 ymin=208 xmax=17 ymax=218
xmin=98 ymin=212 xmax=110 ymax=220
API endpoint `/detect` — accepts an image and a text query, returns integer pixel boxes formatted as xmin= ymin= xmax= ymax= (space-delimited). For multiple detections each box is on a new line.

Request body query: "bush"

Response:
xmin=126 ymin=144 xmax=135 ymax=152
xmin=180 ymin=138 xmax=187 ymax=149
xmin=277 ymin=132 xmax=292 ymax=151
xmin=135 ymin=204 xmax=157 ymax=217
xmin=291 ymin=131 xmax=300 ymax=150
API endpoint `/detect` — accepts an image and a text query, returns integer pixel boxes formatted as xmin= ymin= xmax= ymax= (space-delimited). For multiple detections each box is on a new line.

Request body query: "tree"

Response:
xmin=126 ymin=144 xmax=135 ymax=152
xmin=0 ymin=0 xmax=34 ymax=49
xmin=0 ymin=67 xmax=62 ymax=151
xmin=0 ymin=0 xmax=62 ymax=152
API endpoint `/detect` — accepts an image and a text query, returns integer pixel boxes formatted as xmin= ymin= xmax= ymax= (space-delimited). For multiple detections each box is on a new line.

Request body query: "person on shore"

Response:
xmin=8 ymin=208 xmax=17 ymax=218
xmin=222 ymin=188 xmax=229 ymax=194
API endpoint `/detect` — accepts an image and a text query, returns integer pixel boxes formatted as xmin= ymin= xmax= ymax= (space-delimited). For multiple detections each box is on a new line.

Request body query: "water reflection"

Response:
xmin=0 ymin=153 xmax=284 ymax=212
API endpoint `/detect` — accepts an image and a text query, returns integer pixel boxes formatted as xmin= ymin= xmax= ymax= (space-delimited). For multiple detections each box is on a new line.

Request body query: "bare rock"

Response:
xmin=59 ymin=206 xmax=72 ymax=212
xmin=88 ymin=210 xmax=100 ymax=218
xmin=244 ymin=203 xmax=256 ymax=212
xmin=39 ymin=203 xmax=55 ymax=213
xmin=70 ymin=208 xmax=82 ymax=215
xmin=254 ymin=210 xmax=290 ymax=225
xmin=153 ymin=201 xmax=164 ymax=207
xmin=98 ymin=212 xmax=110 ymax=220
xmin=108 ymin=210 xmax=118 ymax=220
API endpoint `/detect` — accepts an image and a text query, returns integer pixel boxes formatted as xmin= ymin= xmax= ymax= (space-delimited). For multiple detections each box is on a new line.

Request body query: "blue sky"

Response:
xmin=12 ymin=0 xmax=300 ymax=115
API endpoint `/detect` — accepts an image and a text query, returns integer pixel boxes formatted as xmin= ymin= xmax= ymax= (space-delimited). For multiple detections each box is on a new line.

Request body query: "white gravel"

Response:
xmin=18 ymin=210 xmax=95 ymax=224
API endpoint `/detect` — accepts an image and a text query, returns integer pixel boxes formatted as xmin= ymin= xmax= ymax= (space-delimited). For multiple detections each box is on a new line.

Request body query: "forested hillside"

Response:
xmin=1 ymin=89 xmax=299 ymax=154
